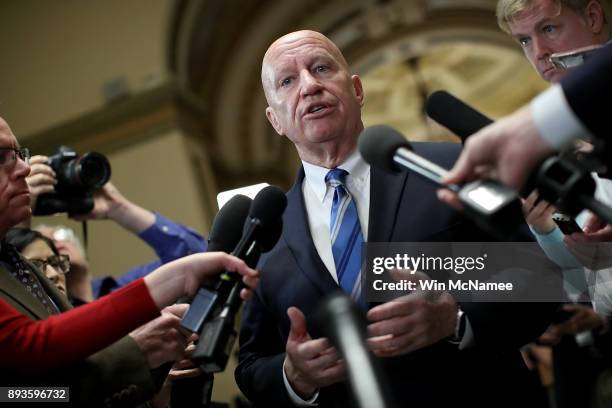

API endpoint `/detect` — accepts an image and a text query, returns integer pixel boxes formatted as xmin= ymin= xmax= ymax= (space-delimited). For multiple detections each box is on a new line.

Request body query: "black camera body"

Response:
xmin=34 ymin=146 xmax=111 ymax=216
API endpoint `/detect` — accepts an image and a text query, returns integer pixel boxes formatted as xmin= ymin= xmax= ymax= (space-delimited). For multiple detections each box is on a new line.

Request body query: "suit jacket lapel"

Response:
xmin=283 ymin=168 xmax=338 ymax=295
xmin=368 ymin=167 xmax=408 ymax=242
xmin=26 ymin=258 xmax=73 ymax=311
xmin=0 ymin=265 xmax=51 ymax=318
xmin=0 ymin=259 xmax=72 ymax=319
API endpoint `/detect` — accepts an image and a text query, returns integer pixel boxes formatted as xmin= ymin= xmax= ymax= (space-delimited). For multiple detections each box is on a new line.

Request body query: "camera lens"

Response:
xmin=75 ymin=152 xmax=111 ymax=189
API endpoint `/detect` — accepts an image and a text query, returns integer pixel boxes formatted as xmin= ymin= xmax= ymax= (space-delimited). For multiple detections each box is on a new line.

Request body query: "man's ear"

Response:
xmin=585 ymin=0 xmax=605 ymax=34
xmin=265 ymin=106 xmax=284 ymax=136
xmin=351 ymin=75 xmax=365 ymax=107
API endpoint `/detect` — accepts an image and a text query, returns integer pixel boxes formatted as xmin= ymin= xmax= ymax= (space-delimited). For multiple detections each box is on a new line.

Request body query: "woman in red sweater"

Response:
xmin=0 ymin=239 xmax=258 ymax=370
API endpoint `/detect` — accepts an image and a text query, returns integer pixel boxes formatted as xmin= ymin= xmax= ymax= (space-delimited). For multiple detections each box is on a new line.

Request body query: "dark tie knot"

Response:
xmin=325 ymin=168 xmax=349 ymax=187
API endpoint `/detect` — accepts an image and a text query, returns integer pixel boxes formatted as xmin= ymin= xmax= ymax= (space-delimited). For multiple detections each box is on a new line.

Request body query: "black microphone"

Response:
xmin=192 ymin=185 xmax=287 ymax=374
xmin=425 ymin=90 xmax=492 ymax=143
xmin=315 ymin=293 xmax=395 ymax=408
xmin=425 ymin=90 xmax=612 ymax=223
xmin=180 ymin=194 xmax=252 ymax=333
xmin=359 ymin=125 xmax=522 ymax=238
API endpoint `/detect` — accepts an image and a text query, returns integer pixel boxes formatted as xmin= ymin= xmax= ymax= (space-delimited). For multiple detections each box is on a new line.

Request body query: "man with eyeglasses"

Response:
xmin=0 ymin=116 xmax=197 ymax=407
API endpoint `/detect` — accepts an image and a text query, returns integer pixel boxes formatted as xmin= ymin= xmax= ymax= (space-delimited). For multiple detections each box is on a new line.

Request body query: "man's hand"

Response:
xmin=564 ymin=216 xmax=612 ymax=269
xmin=70 ymin=181 xmax=125 ymax=220
xmin=129 ymin=304 xmax=191 ymax=369
xmin=70 ymin=181 xmax=156 ymax=234
xmin=149 ymin=336 xmax=203 ymax=408
xmin=522 ymin=191 xmax=556 ymax=234
xmin=26 ymin=155 xmax=56 ymax=211
xmin=366 ymin=271 xmax=458 ymax=357
xmin=439 ymin=106 xmax=553 ymax=210
xmin=538 ymin=304 xmax=606 ymax=345
xmin=283 ymin=306 xmax=345 ymax=399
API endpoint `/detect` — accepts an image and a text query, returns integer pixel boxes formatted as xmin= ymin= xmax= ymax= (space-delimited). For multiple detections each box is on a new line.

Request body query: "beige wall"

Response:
xmin=0 ymin=0 xmax=173 ymax=136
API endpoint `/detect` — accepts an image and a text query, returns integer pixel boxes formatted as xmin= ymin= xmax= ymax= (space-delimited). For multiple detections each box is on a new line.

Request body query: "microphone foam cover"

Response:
xmin=358 ymin=125 xmax=411 ymax=173
xmin=208 ymin=194 xmax=252 ymax=252
xmin=249 ymin=185 xmax=287 ymax=225
xmin=425 ymin=90 xmax=493 ymax=143
xmin=258 ymin=218 xmax=283 ymax=252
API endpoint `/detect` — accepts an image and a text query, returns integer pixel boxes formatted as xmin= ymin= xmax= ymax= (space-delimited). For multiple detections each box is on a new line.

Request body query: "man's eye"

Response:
xmin=542 ymin=25 xmax=556 ymax=34
xmin=280 ymin=78 xmax=292 ymax=87
xmin=315 ymin=65 xmax=329 ymax=73
xmin=518 ymin=37 xmax=530 ymax=47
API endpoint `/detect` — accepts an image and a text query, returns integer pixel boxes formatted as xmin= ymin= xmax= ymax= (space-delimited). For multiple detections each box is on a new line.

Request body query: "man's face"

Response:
xmin=508 ymin=0 xmax=604 ymax=82
xmin=262 ymin=31 xmax=364 ymax=160
xmin=0 ymin=118 xmax=31 ymax=235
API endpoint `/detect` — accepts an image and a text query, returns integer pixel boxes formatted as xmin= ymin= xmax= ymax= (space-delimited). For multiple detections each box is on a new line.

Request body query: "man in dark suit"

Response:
xmin=236 ymin=30 xmax=556 ymax=407
xmin=0 ymin=116 xmax=190 ymax=407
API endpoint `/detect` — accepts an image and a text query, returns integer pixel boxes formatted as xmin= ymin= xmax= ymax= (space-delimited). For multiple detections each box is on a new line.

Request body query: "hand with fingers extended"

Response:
xmin=367 ymin=270 xmax=458 ymax=357
xmin=522 ymin=191 xmax=556 ymax=234
xmin=26 ymin=155 xmax=57 ymax=211
xmin=283 ymin=306 xmax=346 ymax=400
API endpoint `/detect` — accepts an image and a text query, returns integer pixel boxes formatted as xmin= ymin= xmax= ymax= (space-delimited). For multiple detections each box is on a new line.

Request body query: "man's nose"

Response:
xmin=299 ymin=70 xmax=322 ymax=96
xmin=13 ymin=155 xmax=30 ymax=178
xmin=45 ymin=266 xmax=61 ymax=284
xmin=533 ymin=37 xmax=551 ymax=61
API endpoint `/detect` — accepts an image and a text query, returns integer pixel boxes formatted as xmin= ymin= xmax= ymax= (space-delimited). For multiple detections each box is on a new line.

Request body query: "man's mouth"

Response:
xmin=304 ymin=103 xmax=332 ymax=118
xmin=309 ymin=104 xmax=326 ymax=113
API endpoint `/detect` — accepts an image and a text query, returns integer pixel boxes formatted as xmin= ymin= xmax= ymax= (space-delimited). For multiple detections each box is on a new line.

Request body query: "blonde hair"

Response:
xmin=496 ymin=0 xmax=597 ymax=33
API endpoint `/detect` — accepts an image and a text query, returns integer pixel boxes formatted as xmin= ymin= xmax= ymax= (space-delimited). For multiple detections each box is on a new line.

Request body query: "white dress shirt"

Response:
xmin=283 ymin=149 xmax=370 ymax=406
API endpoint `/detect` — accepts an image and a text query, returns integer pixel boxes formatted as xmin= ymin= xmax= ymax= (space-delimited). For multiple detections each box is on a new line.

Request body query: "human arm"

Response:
xmin=97 ymin=213 xmax=208 ymax=297
xmin=440 ymin=45 xmax=611 ymax=199
xmin=0 ymin=252 xmax=258 ymax=370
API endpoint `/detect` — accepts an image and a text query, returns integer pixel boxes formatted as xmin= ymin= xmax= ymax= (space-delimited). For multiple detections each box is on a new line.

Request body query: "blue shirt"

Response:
xmin=90 ymin=213 xmax=207 ymax=299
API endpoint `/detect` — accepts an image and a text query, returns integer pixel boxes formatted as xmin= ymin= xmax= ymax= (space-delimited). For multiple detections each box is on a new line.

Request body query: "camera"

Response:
xmin=34 ymin=146 xmax=112 ymax=216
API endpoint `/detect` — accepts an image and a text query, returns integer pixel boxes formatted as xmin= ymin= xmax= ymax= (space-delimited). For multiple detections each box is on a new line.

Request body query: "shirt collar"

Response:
xmin=302 ymin=148 xmax=369 ymax=203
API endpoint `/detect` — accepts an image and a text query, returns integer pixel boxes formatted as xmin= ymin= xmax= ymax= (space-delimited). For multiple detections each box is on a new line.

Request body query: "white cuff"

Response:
xmin=458 ymin=315 xmax=475 ymax=350
xmin=282 ymin=360 xmax=319 ymax=406
xmin=531 ymin=84 xmax=593 ymax=150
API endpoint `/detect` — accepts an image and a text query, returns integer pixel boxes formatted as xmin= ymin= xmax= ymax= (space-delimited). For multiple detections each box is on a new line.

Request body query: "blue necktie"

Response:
xmin=325 ymin=169 xmax=364 ymax=304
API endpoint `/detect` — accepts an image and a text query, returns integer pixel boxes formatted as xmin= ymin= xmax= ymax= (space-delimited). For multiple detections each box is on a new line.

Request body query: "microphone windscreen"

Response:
xmin=425 ymin=90 xmax=493 ymax=142
xmin=208 ymin=194 xmax=252 ymax=252
xmin=358 ymin=125 xmax=411 ymax=173
xmin=257 ymin=218 xmax=283 ymax=252
xmin=249 ymin=185 xmax=287 ymax=225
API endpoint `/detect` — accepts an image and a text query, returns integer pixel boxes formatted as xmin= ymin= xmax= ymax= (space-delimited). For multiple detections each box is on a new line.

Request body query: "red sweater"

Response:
xmin=0 ymin=278 xmax=159 ymax=370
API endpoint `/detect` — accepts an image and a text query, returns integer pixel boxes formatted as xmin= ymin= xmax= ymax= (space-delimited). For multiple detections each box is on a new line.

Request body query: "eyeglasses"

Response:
xmin=0 ymin=147 xmax=30 ymax=167
xmin=30 ymin=254 xmax=70 ymax=274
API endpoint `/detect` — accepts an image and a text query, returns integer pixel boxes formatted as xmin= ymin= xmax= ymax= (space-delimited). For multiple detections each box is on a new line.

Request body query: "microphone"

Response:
xmin=180 ymin=194 xmax=252 ymax=333
xmin=192 ymin=185 xmax=287 ymax=374
xmin=425 ymin=90 xmax=612 ymax=224
xmin=315 ymin=293 xmax=395 ymax=408
xmin=425 ymin=90 xmax=492 ymax=143
xmin=359 ymin=125 xmax=522 ymax=238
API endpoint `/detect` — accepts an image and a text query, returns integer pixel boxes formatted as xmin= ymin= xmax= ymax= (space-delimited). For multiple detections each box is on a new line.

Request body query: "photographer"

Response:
xmin=27 ymin=154 xmax=207 ymax=304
